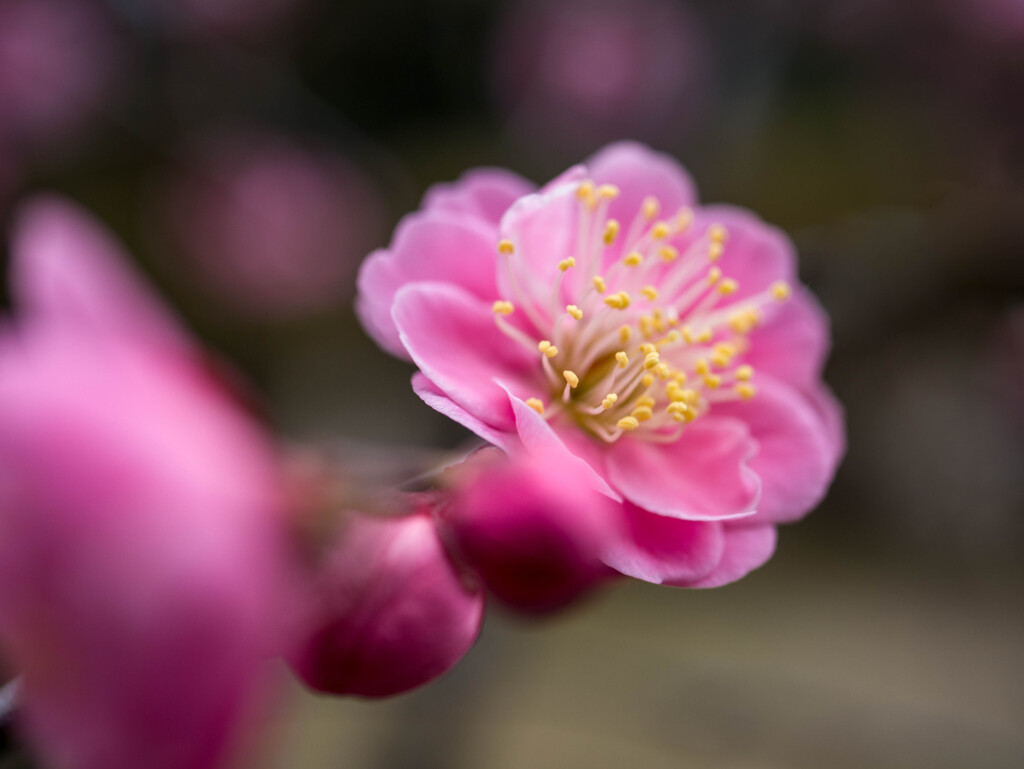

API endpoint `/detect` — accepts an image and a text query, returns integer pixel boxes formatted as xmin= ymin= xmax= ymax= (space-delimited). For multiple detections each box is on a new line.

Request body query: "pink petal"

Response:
xmin=393 ymin=282 xmax=538 ymax=432
xmin=290 ymin=509 xmax=484 ymax=698
xmin=803 ymin=380 xmax=846 ymax=470
xmin=586 ymin=141 xmax=698 ymax=230
xmin=675 ymin=525 xmax=777 ymax=589
xmin=356 ymin=212 xmax=500 ymax=359
xmin=422 ymin=167 xmax=535 ymax=225
xmin=693 ymin=205 xmax=797 ymax=303
xmin=412 ymin=373 xmax=517 ymax=452
xmin=745 ymin=286 xmax=831 ymax=390
xmin=10 ymin=196 xmax=187 ymax=350
xmin=710 ymin=377 xmax=841 ymax=525
xmin=600 ymin=503 xmax=725 ymax=585
xmin=502 ymin=385 xmax=621 ymax=501
xmin=605 ymin=418 xmax=760 ymax=521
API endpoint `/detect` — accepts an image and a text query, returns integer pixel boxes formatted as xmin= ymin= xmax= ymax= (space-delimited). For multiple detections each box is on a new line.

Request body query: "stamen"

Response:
xmin=601 ymin=393 xmax=618 ymax=410
xmin=651 ymin=222 xmax=671 ymax=240
xmin=718 ymin=278 xmax=739 ymax=296
xmin=498 ymin=239 xmax=515 ymax=255
xmin=640 ymin=285 xmax=659 ymax=301
xmin=771 ymin=281 xmax=792 ymax=301
xmin=592 ymin=276 xmax=607 ymax=293
xmin=619 ymin=325 xmax=632 ymax=343
xmin=623 ymin=251 xmax=643 ymax=267
xmin=659 ymin=246 xmax=679 ymax=261
xmin=708 ymin=223 xmax=728 ymax=243
xmin=736 ymin=365 xmax=754 ymax=381
xmin=576 ymin=181 xmax=597 ymax=210
xmin=492 ymin=300 xmax=514 ymax=316
xmin=617 ymin=416 xmax=640 ymax=431
xmin=603 ymin=220 xmax=620 ymax=245
xmin=563 ymin=370 xmax=580 ymax=388
xmin=615 ymin=351 xmax=629 ymax=369
xmin=598 ymin=184 xmax=620 ymax=200
xmin=558 ymin=257 xmax=576 ymax=272
xmin=642 ymin=196 xmax=660 ymax=220
xmin=631 ymin=406 xmax=654 ymax=422
xmin=538 ymin=340 xmax=559 ymax=358
xmin=566 ymin=304 xmax=583 ymax=321
xmin=735 ymin=383 xmax=757 ymax=400
xmin=526 ymin=398 xmax=545 ymax=415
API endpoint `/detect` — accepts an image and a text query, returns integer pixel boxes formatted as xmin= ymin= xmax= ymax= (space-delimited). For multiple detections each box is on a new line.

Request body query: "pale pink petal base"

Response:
xmin=675 ymin=525 xmax=777 ymax=589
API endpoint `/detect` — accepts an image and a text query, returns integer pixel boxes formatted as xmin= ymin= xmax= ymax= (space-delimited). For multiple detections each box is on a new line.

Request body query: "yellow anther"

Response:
xmin=617 ymin=416 xmax=640 ymax=431
xmin=639 ymin=314 xmax=653 ymax=338
xmin=673 ymin=371 xmax=688 ymax=384
xmin=566 ymin=304 xmax=583 ymax=321
xmin=708 ymin=223 xmax=728 ymax=244
xmin=681 ymin=326 xmax=694 ymax=343
xmin=667 ymin=401 xmax=689 ymax=418
xmin=641 ymin=373 xmax=655 ymax=387
xmin=655 ymin=363 xmax=671 ymax=380
xmin=711 ymin=343 xmax=736 ymax=368
xmin=643 ymin=351 xmax=661 ymax=370
xmin=707 ymin=267 xmax=722 ymax=285
xmin=601 ymin=393 xmax=619 ymax=410
xmin=492 ymin=300 xmax=515 ymax=316
xmin=771 ymin=281 xmax=792 ymax=301
xmin=665 ymin=330 xmax=680 ymax=344
xmin=525 ymin=398 xmax=545 ymax=415
xmin=651 ymin=221 xmax=671 ymax=240
xmin=736 ymin=365 xmax=754 ymax=381
xmin=735 ymin=383 xmax=757 ymax=400
xmin=498 ymin=239 xmax=515 ymax=255
xmin=563 ymin=370 xmax=579 ymax=388
xmin=729 ymin=308 xmax=760 ymax=334
xmin=711 ymin=352 xmax=731 ymax=368
xmin=615 ymin=351 xmax=629 ymax=369
xmin=558 ymin=257 xmax=576 ymax=272
xmin=576 ymin=181 xmax=596 ymax=208
xmin=539 ymin=340 xmax=559 ymax=358
xmin=602 ymin=220 xmax=620 ymax=245
xmin=598 ymin=184 xmax=620 ymax=199
xmin=659 ymin=246 xmax=679 ymax=261
xmin=708 ymin=242 xmax=724 ymax=261
xmin=603 ymin=291 xmax=631 ymax=309
xmin=695 ymin=359 xmax=710 ymax=375
xmin=642 ymin=196 xmax=660 ymax=220
xmin=640 ymin=343 xmax=656 ymax=354
xmin=718 ymin=278 xmax=739 ymax=296
xmin=619 ymin=325 xmax=632 ymax=343
xmin=592 ymin=275 xmax=607 ymax=294
xmin=623 ymin=251 xmax=643 ymax=267
xmin=636 ymin=395 xmax=656 ymax=409
xmin=675 ymin=208 xmax=694 ymax=230
xmin=696 ymin=329 xmax=713 ymax=343
xmin=640 ymin=285 xmax=659 ymax=301
xmin=631 ymin=406 xmax=654 ymax=422
xmin=703 ymin=374 xmax=722 ymax=389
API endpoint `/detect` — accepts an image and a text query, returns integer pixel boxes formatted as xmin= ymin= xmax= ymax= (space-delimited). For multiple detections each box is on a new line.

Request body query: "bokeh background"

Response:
xmin=1 ymin=0 xmax=1022 ymax=767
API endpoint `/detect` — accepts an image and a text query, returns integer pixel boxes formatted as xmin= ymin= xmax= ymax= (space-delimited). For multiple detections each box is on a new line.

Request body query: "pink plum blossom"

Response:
xmin=154 ymin=131 xmax=384 ymax=319
xmin=491 ymin=0 xmax=710 ymax=150
xmin=290 ymin=501 xmax=484 ymax=698
xmin=358 ymin=142 xmax=844 ymax=589
xmin=443 ymin=448 xmax=621 ymax=613
xmin=0 ymin=198 xmax=297 ymax=769
xmin=0 ymin=0 xmax=120 ymax=153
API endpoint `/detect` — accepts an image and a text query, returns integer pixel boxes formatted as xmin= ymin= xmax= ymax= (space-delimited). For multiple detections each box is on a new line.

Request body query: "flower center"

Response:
xmin=491 ymin=179 xmax=791 ymax=444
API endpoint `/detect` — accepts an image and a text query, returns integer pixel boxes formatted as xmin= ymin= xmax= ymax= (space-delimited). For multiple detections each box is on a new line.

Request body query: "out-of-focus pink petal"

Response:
xmin=10 ymin=196 xmax=187 ymax=350
xmin=393 ymin=282 xmax=538 ymax=432
xmin=289 ymin=509 xmax=484 ymax=698
xmin=501 ymin=386 xmax=621 ymax=501
xmin=445 ymin=448 xmax=620 ymax=613
xmin=412 ymin=373 xmax=517 ymax=452
xmin=356 ymin=213 xmax=501 ymax=359
xmin=587 ymin=141 xmax=698 ymax=230
xmin=422 ymin=167 xmax=535 ymax=225
xmin=0 ymin=332 xmax=292 ymax=769
xmin=711 ymin=377 xmax=841 ymax=525
xmin=600 ymin=503 xmax=725 ymax=585
xmin=675 ymin=525 xmax=777 ymax=589
xmin=804 ymin=380 xmax=847 ymax=470
xmin=606 ymin=419 xmax=760 ymax=521
xmin=745 ymin=287 xmax=830 ymax=390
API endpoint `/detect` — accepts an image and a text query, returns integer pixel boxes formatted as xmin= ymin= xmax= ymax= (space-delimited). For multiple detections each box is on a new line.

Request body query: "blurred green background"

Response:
xmin=0 ymin=0 xmax=1022 ymax=766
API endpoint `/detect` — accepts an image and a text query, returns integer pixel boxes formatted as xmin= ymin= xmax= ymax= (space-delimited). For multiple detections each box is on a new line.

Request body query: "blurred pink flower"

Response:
xmin=358 ymin=142 xmax=844 ymax=588
xmin=491 ymin=0 xmax=710 ymax=150
xmin=290 ymin=502 xmax=484 ymax=697
xmin=0 ymin=0 xmax=120 ymax=153
xmin=443 ymin=448 xmax=620 ymax=613
xmin=148 ymin=0 xmax=309 ymax=42
xmin=0 ymin=198 xmax=296 ymax=769
xmin=155 ymin=131 xmax=384 ymax=319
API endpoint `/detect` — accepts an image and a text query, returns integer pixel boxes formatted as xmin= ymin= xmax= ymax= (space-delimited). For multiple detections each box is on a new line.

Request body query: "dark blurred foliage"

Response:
xmin=0 ymin=0 xmax=1021 ymax=766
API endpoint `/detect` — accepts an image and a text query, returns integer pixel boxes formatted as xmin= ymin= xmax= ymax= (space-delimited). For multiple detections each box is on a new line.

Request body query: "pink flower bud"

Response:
xmin=290 ymin=506 xmax=484 ymax=698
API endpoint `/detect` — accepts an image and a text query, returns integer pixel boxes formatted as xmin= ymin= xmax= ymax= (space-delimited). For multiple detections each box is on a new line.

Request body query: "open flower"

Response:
xmin=358 ymin=142 xmax=844 ymax=587
xmin=0 ymin=198 xmax=296 ymax=769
